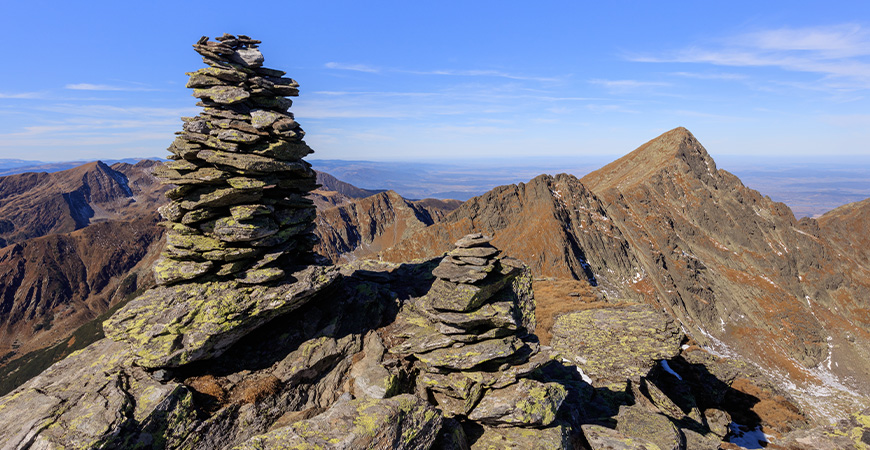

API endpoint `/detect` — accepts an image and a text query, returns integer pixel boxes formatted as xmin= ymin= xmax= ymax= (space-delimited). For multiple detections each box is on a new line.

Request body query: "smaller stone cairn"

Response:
xmin=153 ymin=34 xmax=318 ymax=286
xmin=391 ymin=234 xmax=566 ymax=427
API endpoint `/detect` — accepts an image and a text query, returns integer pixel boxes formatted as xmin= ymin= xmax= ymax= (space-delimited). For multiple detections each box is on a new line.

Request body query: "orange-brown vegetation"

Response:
xmin=231 ymin=375 xmax=283 ymax=405
xmin=534 ymin=278 xmax=607 ymax=345
xmin=730 ymin=377 xmax=808 ymax=436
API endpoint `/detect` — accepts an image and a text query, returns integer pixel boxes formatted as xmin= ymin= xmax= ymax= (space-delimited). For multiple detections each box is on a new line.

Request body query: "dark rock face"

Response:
xmin=154 ymin=34 xmax=318 ymax=286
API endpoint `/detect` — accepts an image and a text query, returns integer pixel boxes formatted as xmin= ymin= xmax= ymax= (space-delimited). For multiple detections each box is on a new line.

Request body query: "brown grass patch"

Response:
xmin=186 ymin=374 xmax=228 ymax=408
xmin=534 ymin=278 xmax=599 ymax=345
xmin=730 ymin=377 xmax=807 ymax=435
xmin=230 ymin=375 xmax=283 ymax=405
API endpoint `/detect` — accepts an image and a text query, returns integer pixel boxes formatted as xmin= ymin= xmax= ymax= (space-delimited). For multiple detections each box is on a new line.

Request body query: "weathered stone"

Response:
xmin=582 ymin=425 xmax=663 ymax=450
xmin=104 ymin=265 xmax=340 ymax=368
xmin=197 ymin=149 xmax=309 ymax=173
xmin=154 ymin=258 xmax=214 ymax=284
xmin=251 ymin=140 xmax=313 ymax=160
xmin=468 ymin=379 xmax=566 ymax=427
xmin=210 ymin=216 xmax=279 ymax=242
xmin=0 ymin=339 xmax=198 ymax=450
xmin=615 ymin=405 xmax=682 ymax=450
xmin=454 ymin=233 xmax=492 ymax=248
xmin=550 ymin=304 xmax=684 ymax=388
xmin=423 ymin=268 xmax=517 ymax=312
xmin=471 ymin=423 xmax=573 ymax=450
xmin=350 ymin=332 xmax=398 ymax=399
xmin=230 ymin=204 xmax=273 ymax=220
xmin=216 ymin=128 xmax=262 ymax=144
xmin=415 ymin=336 xmax=524 ymax=371
xmin=448 ymin=246 xmax=499 ymax=258
xmin=193 ymin=86 xmax=251 ymax=104
xmin=432 ymin=260 xmax=496 ymax=283
xmin=250 ymin=109 xmax=284 ymax=128
xmin=236 ymin=267 xmax=284 ymax=284
xmin=178 ymin=185 xmax=262 ymax=210
xmin=417 ymin=297 xmax=518 ymax=332
xmin=233 ymin=394 xmax=442 ymax=450
xmin=230 ymin=47 xmax=264 ymax=68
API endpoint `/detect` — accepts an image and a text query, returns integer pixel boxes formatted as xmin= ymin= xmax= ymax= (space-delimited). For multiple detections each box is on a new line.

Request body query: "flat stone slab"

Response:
xmin=414 ymin=336 xmax=524 ymax=371
xmin=470 ymin=423 xmax=573 ymax=450
xmin=104 ymin=265 xmax=339 ymax=368
xmin=468 ymin=378 xmax=567 ymax=427
xmin=234 ymin=394 xmax=441 ymax=450
xmin=550 ymin=304 xmax=683 ymax=388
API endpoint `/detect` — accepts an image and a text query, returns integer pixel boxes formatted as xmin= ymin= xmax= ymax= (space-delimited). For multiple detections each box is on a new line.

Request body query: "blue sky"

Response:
xmin=2 ymin=1 xmax=870 ymax=162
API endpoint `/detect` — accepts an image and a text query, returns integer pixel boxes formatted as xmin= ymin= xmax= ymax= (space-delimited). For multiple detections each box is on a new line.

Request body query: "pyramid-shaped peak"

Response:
xmin=582 ymin=127 xmax=718 ymax=193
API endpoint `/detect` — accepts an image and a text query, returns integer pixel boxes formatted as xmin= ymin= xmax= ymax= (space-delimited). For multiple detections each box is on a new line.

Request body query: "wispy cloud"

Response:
xmin=402 ymin=69 xmax=563 ymax=83
xmin=324 ymin=62 xmax=381 ymax=73
xmin=589 ymin=79 xmax=671 ymax=90
xmin=631 ymin=24 xmax=870 ymax=89
xmin=0 ymin=91 xmax=44 ymax=99
xmin=324 ymin=62 xmax=564 ymax=83
xmin=65 ymin=83 xmax=158 ymax=92
xmin=669 ymin=71 xmax=748 ymax=81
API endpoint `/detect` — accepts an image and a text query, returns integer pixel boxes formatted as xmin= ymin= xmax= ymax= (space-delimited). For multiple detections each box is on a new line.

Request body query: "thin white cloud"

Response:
xmin=0 ymin=91 xmax=44 ymax=99
xmin=589 ymin=79 xmax=671 ymax=89
xmin=65 ymin=83 xmax=158 ymax=92
xmin=632 ymin=24 xmax=870 ymax=89
xmin=669 ymin=71 xmax=748 ymax=81
xmin=324 ymin=62 xmax=564 ymax=83
xmin=324 ymin=62 xmax=381 ymax=73
xmin=403 ymin=69 xmax=563 ymax=83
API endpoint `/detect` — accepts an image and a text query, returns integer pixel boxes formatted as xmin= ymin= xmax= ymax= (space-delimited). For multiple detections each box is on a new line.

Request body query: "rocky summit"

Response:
xmin=3 ymin=34 xmax=870 ymax=450
xmin=153 ymin=33 xmax=318 ymax=286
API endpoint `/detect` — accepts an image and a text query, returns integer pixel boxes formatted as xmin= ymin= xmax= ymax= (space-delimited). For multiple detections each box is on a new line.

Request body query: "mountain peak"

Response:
xmin=583 ymin=127 xmax=718 ymax=192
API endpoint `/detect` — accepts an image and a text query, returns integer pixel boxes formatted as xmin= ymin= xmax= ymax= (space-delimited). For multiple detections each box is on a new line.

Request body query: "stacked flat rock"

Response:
xmin=392 ymin=234 xmax=566 ymax=427
xmin=153 ymin=34 xmax=318 ymax=286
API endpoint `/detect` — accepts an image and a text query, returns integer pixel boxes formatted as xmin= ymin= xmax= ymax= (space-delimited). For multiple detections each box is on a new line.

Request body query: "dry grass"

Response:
xmin=186 ymin=374 xmax=227 ymax=405
xmin=533 ymin=278 xmax=601 ymax=345
xmin=230 ymin=375 xmax=283 ymax=405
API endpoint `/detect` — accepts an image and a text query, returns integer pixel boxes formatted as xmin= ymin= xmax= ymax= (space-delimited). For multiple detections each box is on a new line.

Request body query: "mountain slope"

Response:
xmin=370 ymin=127 xmax=870 ymax=420
xmin=580 ymin=127 xmax=870 ymax=419
xmin=314 ymin=190 xmax=461 ymax=262
xmin=0 ymin=213 xmax=164 ymax=363
xmin=0 ymin=160 xmax=165 ymax=246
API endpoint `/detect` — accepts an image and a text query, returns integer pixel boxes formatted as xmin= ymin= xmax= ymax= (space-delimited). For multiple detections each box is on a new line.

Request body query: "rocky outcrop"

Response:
xmin=550 ymin=304 xmax=684 ymax=389
xmin=153 ymin=34 xmax=318 ymax=286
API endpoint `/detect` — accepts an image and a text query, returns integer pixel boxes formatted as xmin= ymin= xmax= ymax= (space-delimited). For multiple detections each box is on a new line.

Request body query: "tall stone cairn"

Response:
xmin=391 ymin=234 xmax=567 ymax=427
xmin=153 ymin=34 xmax=318 ymax=286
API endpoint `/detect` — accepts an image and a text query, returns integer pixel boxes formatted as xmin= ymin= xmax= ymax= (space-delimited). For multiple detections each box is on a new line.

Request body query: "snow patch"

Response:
xmin=660 ymin=360 xmax=683 ymax=381
xmin=727 ymin=423 xmax=771 ymax=449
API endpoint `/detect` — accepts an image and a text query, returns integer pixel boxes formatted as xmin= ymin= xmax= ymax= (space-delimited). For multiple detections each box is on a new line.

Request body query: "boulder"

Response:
xmin=104 ymin=265 xmax=339 ymax=368
xmin=468 ymin=378 xmax=567 ymax=427
xmin=550 ymin=304 xmax=683 ymax=389
xmin=233 ymin=394 xmax=442 ymax=450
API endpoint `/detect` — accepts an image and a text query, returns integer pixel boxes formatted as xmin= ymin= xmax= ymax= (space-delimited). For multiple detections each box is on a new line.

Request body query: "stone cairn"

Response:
xmin=153 ymin=34 xmax=318 ymax=286
xmin=391 ymin=234 xmax=566 ymax=427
